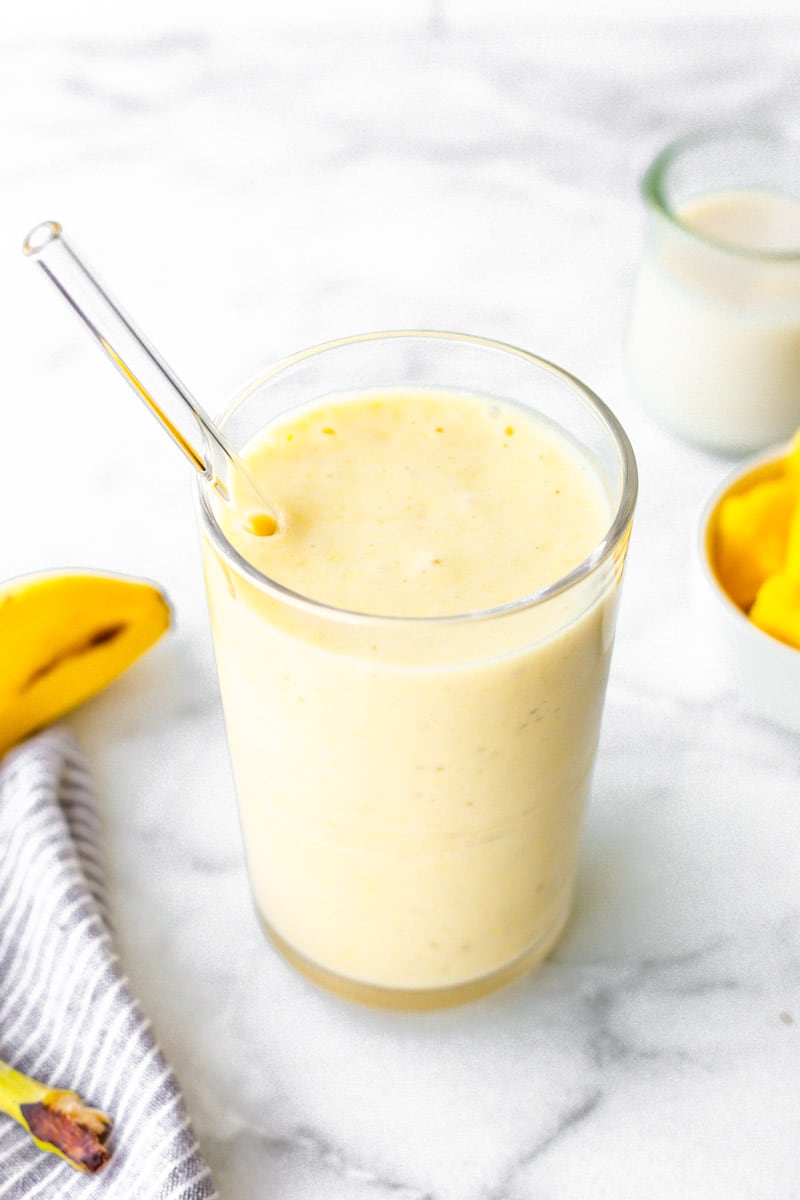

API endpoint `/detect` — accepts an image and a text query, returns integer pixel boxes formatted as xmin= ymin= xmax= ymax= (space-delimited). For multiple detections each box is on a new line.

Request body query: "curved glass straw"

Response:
xmin=22 ymin=220 xmax=279 ymax=535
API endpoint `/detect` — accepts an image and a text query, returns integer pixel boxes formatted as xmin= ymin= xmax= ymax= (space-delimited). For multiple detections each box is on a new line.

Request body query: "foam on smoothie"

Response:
xmin=225 ymin=390 xmax=610 ymax=617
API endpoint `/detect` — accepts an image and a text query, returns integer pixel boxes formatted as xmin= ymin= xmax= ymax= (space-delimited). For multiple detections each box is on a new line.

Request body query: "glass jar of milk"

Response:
xmin=628 ymin=129 xmax=800 ymax=454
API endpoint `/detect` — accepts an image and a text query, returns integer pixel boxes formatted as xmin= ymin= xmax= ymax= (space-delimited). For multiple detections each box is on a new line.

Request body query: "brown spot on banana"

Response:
xmin=20 ymin=624 xmax=128 ymax=692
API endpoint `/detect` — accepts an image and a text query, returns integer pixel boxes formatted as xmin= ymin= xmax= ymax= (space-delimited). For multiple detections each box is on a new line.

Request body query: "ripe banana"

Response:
xmin=0 ymin=571 xmax=170 ymax=756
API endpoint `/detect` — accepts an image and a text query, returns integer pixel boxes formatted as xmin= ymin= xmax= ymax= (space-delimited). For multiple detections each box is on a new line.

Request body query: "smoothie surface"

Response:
xmin=226 ymin=390 xmax=611 ymax=617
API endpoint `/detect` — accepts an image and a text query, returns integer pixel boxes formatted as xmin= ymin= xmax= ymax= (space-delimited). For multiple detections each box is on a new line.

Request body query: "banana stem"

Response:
xmin=0 ymin=1059 xmax=41 ymax=1113
xmin=0 ymin=1058 xmax=111 ymax=1173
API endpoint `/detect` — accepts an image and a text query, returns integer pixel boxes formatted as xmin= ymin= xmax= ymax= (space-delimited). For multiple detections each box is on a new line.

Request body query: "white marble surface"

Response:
xmin=4 ymin=13 xmax=800 ymax=1199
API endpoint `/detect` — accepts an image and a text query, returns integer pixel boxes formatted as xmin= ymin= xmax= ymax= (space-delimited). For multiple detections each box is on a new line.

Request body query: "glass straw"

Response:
xmin=23 ymin=220 xmax=279 ymax=534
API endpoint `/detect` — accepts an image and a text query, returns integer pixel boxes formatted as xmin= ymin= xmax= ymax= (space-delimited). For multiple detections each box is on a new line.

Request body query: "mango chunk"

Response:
xmin=783 ymin=500 xmax=800 ymax=585
xmin=750 ymin=571 xmax=800 ymax=650
xmin=785 ymin=430 xmax=800 ymax=481
xmin=714 ymin=476 xmax=796 ymax=610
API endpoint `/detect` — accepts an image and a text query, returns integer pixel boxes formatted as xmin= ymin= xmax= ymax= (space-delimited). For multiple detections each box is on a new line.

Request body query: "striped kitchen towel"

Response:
xmin=0 ymin=727 xmax=217 ymax=1199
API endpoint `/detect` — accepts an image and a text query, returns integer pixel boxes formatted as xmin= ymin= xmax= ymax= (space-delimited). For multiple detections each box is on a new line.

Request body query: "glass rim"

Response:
xmin=642 ymin=127 xmax=800 ymax=262
xmin=197 ymin=329 xmax=638 ymax=627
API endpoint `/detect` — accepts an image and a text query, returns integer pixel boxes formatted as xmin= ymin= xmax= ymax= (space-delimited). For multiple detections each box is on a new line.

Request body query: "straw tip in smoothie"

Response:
xmin=243 ymin=511 xmax=279 ymax=538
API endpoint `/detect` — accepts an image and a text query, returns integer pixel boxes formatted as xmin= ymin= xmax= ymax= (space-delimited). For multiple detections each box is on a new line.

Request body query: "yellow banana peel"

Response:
xmin=0 ymin=571 xmax=170 ymax=755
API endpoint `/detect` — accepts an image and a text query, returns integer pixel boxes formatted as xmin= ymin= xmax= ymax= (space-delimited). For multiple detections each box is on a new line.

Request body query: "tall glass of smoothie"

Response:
xmin=199 ymin=332 xmax=637 ymax=1009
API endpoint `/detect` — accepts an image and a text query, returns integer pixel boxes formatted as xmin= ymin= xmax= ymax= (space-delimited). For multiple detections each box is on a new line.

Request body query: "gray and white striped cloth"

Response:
xmin=0 ymin=727 xmax=217 ymax=1199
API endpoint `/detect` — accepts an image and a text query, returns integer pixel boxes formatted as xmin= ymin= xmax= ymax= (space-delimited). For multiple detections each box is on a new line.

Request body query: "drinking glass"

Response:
xmin=628 ymin=129 xmax=800 ymax=454
xmin=199 ymin=331 xmax=637 ymax=1009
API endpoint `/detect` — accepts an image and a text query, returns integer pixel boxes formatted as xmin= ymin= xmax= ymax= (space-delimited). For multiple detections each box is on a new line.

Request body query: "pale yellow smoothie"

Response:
xmin=203 ymin=388 xmax=620 ymax=1003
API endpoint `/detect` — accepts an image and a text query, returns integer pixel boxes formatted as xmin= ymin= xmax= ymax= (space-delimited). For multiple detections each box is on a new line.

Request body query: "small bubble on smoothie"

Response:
xmin=435 ymin=426 xmax=444 ymax=433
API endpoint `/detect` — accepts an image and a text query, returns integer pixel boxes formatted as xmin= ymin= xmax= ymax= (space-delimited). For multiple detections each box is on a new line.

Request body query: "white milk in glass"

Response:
xmin=629 ymin=187 xmax=800 ymax=454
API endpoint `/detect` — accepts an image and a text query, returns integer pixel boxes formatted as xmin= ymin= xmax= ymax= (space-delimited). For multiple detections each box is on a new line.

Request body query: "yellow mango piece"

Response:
xmin=714 ymin=476 xmax=796 ymax=610
xmin=0 ymin=571 xmax=170 ymax=756
xmin=785 ymin=429 xmax=800 ymax=481
xmin=750 ymin=571 xmax=800 ymax=650
xmin=783 ymin=498 xmax=800 ymax=585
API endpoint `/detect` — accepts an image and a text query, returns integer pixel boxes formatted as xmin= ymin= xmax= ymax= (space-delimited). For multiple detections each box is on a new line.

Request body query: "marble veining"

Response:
xmin=3 ymin=12 xmax=800 ymax=1199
